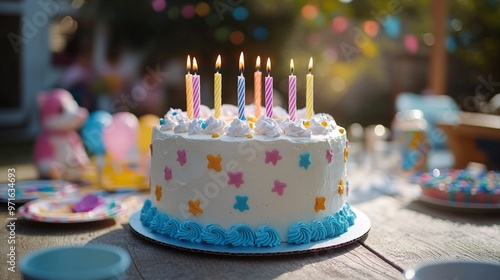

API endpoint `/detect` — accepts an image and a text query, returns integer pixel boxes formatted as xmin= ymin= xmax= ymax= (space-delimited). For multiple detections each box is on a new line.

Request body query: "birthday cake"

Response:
xmin=419 ymin=169 xmax=500 ymax=204
xmin=140 ymin=105 xmax=355 ymax=247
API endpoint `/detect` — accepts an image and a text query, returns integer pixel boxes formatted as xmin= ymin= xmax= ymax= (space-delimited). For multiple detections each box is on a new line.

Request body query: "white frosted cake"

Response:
xmin=141 ymin=105 xmax=355 ymax=247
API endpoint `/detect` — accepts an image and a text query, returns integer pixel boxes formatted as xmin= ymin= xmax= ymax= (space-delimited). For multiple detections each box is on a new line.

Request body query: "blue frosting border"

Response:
xmin=140 ymin=200 xmax=356 ymax=247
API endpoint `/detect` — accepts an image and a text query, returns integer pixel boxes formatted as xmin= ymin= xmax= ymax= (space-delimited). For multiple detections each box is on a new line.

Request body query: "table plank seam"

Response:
xmin=358 ymin=241 xmax=404 ymax=273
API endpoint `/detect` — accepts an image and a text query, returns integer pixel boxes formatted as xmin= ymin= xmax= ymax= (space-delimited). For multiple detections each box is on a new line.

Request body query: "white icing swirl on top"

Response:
xmin=160 ymin=116 xmax=177 ymax=131
xmin=165 ymin=108 xmax=186 ymax=121
xmin=174 ymin=118 xmax=189 ymax=133
xmin=204 ymin=116 xmax=226 ymax=135
xmin=309 ymin=114 xmax=336 ymax=135
xmin=188 ymin=119 xmax=204 ymax=135
xmin=225 ymin=119 xmax=252 ymax=137
xmin=280 ymin=119 xmax=312 ymax=137
xmin=254 ymin=117 xmax=282 ymax=138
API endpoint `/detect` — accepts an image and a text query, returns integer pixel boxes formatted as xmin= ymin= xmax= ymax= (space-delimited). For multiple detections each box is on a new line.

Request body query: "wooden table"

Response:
xmin=1 ymin=163 xmax=499 ymax=280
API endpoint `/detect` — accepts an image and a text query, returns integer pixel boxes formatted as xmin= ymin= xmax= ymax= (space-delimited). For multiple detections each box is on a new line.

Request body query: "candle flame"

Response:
xmin=193 ymin=57 xmax=198 ymax=73
xmin=239 ymin=52 xmax=244 ymax=74
xmin=290 ymin=59 xmax=294 ymax=75
xmin=266 ymin=58 xmax=271 ymax=75
xmin=215 ymin=55 xmax=221 ymax=72
xmin=256 ymin=56 xmax=261 ymax=71
xmin=308 ymin=57 xmax=313 ymax=73
xmin=186 ymin=55 xmax=191 ymax=72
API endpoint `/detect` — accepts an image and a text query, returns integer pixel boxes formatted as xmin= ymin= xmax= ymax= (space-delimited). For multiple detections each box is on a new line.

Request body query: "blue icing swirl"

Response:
xmin=309 ymin=220 xmax=328 ymax=241
xmin=144 ymin=206 xmax=157 ymax=227
xmin=177 ymin=220 xmax=203 ymax=243
xmin=287 ymin=222 xmax=312 ymax=244
xmin=140 ymin=199 xmax=152 ymax=224
xmin=322 ymin=215 xmax=337 ymax=237
xmin=202 ymin=224 xmax=227 ymax=246
xmin=226 ymin=224 xmax=255 ymax=247
xmin=163 ymin=217 xmax=181 ymax=238
xmin=149 ymin=212 xmax=169 ymax=233
xmin=334 ymin=212 xmax=348 ymax=234
xmin=255 ymin=226 xmax=281 ymax=247
xmin=343 ymin=203 xmax=356 ymax=226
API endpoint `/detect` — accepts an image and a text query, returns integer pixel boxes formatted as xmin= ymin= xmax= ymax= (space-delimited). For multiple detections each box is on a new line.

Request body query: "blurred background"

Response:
xmin=1 ymin=0 xmax=500 ymax=142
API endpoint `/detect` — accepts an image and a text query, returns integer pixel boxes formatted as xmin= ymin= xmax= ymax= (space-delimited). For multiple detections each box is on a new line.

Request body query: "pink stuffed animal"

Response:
xmin=34 ymin=89 xmax=90 ymax=181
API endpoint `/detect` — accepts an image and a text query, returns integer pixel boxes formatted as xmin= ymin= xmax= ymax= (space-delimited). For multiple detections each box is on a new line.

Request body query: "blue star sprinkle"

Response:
xmin=233 ymin=195 xmax=249 ymax=212
xmin=299 ymin=152 xmax=312 ymax=170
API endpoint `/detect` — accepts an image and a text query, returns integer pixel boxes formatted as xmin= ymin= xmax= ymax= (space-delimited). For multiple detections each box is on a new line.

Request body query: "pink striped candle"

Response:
xmin=288 ymin=59 xmax=297 ymax=121
xmin=192 ymin=57 xmax=200 ymax=119
xmin=265 ymin=58 xmax=273 ymax=118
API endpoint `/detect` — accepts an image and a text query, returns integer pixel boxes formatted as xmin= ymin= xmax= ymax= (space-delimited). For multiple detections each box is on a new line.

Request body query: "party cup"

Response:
xmin=404 ymin=260 xmax=500 ymax=280
xmin=20 ymin=245 xmax=131 ymax=280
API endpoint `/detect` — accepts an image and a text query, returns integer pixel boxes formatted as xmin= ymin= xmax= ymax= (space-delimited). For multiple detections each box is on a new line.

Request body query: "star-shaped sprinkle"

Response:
xmin=159 ymin=118 xmax=165 ymax=125
xmin=321 ymin=121 xmax=328 ymax=127
xmin=227 ymin=171 xmax=244 ymax=188
xmin=299 ymin=152 xmax=312 ymax=170
xmin=272 ymin=180 xmax=287 ymax=196
xmin=212 ymin=132 xmax=219 ymax=138
xmin=188 ymin=199 xmax=203 ymax=216
xmin=344 ymin=147 xmax=349 ymax=163
xmin=177 ymin=149 xmax=187 ymax=166
xmin=207 ymin=154 xmax=222 ymax=172
xmin=265 ymin=149 xmax=282 ymax=166
xmin=315 ymin=196 xmax=326 ymax=213
xmin=233 ymin=195 xmax=249 ymax=212
xmin=155 ymin=185 xmax=162 ymax=201
xmin=338 ymin=179 xmax=345 ymax=195
xmin=326 ymin=149 xmax=334 ymax=164
xmin=303 ymin=121 xmax=311 ymax=128
xmin=164 ymin=166 xmax=172 ymax=181
xmin=339 ymin=128 xmax=345 ymax=134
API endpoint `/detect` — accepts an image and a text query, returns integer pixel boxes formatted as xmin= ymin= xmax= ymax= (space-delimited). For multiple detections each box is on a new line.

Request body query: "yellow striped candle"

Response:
xmin=214 ymin=55 xmax=222 ymax=118
xmin=185 ymin=55 xmax=193 ymax=119
xmin=306 ymin=57 xmax=314 ymax=119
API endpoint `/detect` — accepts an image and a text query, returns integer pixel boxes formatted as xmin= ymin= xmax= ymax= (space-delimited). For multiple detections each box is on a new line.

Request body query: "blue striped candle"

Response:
xmin=237 ymin=52 xmax=246 ymax=120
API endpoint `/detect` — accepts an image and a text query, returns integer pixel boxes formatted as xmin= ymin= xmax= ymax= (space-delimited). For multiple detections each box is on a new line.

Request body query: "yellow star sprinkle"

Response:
xmin=155 ymin=185 xmax=162 ymax=201
xmin=212 ymin=132 xmax=219 ymax=138
xmin=315 ymin=196 xmax=326 ymax=213
xmin=338 ymin=179 xmax=345 ymax=195
xmin=207 ymin=154 xmax=222 ymax=172
xmin=321 ymin=121 xmax=328 ymax=127
xmin=188 ymin=199 xmax=203 ymax=216
xmin=246 ymin=134 xmax=253 ymax=139
xmin=247 ymin=116 xmax=257 ymax=123
xmin=338 ymin=128 xmax=345 ymax=134
xmin=344 ymin=147 xmax=349 ymax=163
xmin=249 ymin=122 xmax=254 ymax=129
xmin=303 ymin=121 xmax=311 ymax=128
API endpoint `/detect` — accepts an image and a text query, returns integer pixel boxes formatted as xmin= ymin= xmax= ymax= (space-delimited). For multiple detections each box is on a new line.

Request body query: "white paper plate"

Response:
xmin=129 ymin=207 xmax=371 ymax=256
xmin=18 ymin=196 xmax=126 ymax=223
xmin=0 ymin=180 xmax=77 ymax=203
xmin=419 ymin=194 xmax=500 ymax=213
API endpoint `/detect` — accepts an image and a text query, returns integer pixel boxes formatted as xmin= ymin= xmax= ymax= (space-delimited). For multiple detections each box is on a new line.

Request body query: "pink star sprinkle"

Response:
xmin=265 ymin=149 xmax=282 ymax=166
xmin=164 ymin=166 xmax=172 ymax=181
xmin=272 ymin=180 xmax=287 ymax=196
xmin=326 ymin=149 xmax=334 ymax=164
xmin=227 ymin=171 xmax=245 ymax=188
xmin=177 ymin=149 xmax=187 ymax=166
